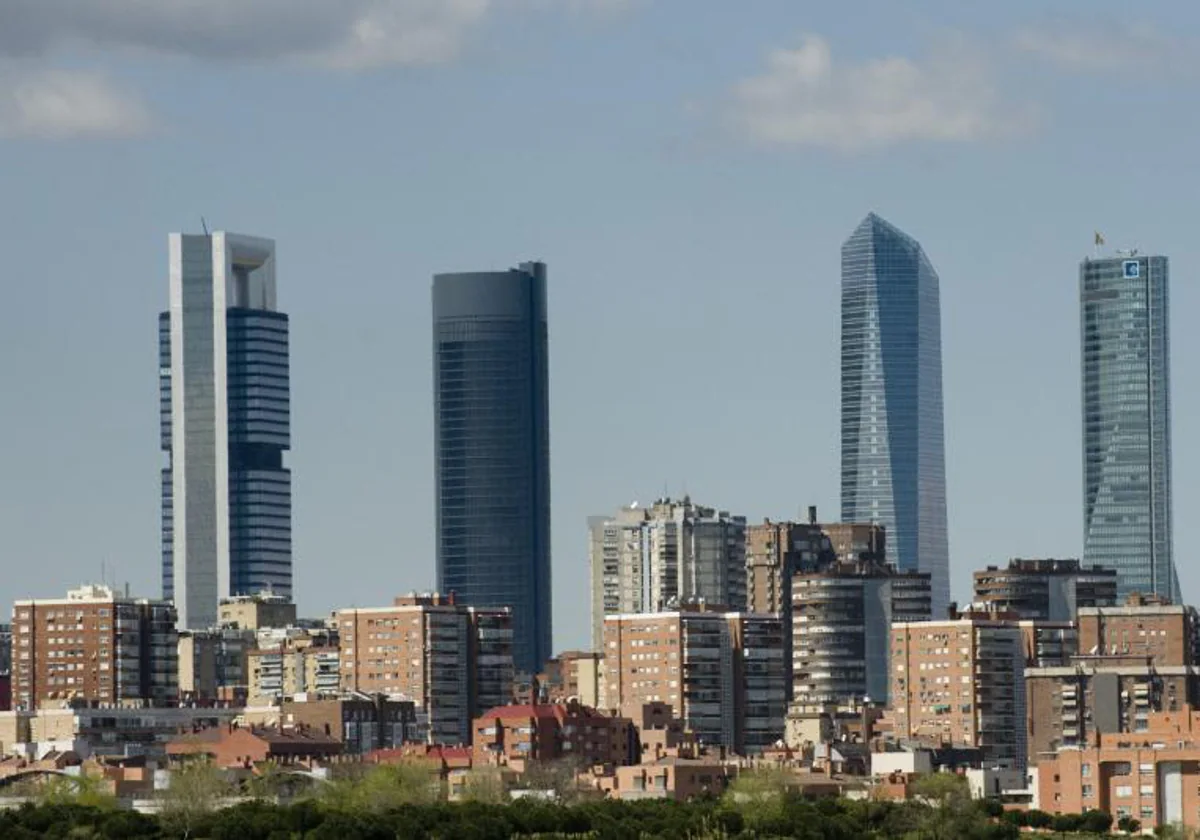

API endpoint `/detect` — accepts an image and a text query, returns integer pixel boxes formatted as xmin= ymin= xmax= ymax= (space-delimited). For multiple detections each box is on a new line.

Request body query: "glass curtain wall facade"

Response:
xmin=841 ymin=213 xmax=950 ymax=614
xmin=161 ymin=232 xmax=292 ymax=629
xmin=1080 ymin=255 xmax=1176 ymax=601
xmin=432 ymin=262 xmax=551 ymax=673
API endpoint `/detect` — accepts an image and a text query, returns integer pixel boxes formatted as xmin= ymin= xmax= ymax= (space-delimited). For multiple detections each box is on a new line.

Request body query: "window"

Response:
xmin=1082 ymin=763 xmax=1092 ymax=777
xmin=1116 ymin=785 xmax=1133 ymax=798
xmin=1083 ymin=785 xmax=1094 ymax=798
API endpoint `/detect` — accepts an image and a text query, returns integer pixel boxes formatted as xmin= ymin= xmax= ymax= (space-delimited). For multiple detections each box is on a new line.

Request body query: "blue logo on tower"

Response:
xmin=1123 ymin=260 xmax=1141 ymax=279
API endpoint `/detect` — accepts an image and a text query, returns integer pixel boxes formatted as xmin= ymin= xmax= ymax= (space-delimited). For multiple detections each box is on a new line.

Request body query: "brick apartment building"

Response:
xmin=1026 ymin=596 xmax=1200 ymax=766
xmin=167 ymin=724 xmax=343 ymax=769
xmin=792 ymin=559 xmax=931 ymax=705
xmin=890 ymin=607 xmax=1027 ymax=769
xmin=1038 ymin=706 xmax=1200 ymax=828
xmin=1076 ymin=596 xmax=1200 ymax=663
xmin=602 ymin=606 xmax=786 ymax=755
xmin=745 ymin=513 xmax=839 ymax=617
xmin=745 ymin=510 xmax=886 ymax=639
xmin=243 ymin=693 xmax=422 ymax=754
xmin=472 ymin=700 xmax=635 ymax=770
xmin=336 ymin=593 xmax=514 ymax=745
xmin=973 ymin=559 xmax=1118 ymax=621
xmin=11 ymin=585 xmax=178 ymax=711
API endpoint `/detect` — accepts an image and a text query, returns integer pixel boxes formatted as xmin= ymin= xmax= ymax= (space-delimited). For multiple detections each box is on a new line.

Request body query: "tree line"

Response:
xmin=0 ymin=764 xmax=1148 ymax=839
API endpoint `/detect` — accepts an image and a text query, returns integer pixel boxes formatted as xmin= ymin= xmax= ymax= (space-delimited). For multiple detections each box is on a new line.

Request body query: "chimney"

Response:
xmin=807 ymin=506 xmax=817 ymax=525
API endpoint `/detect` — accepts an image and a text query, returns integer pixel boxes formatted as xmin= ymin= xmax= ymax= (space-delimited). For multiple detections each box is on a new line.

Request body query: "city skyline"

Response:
xmin=1080 ymin=254 xmax=1178 ymax=602
xmin=4 ymin=2 xmax=1200 ymax=652
xmin=840 ymin=213 xmax=950 ymax=615
xmin=161 ymin=232 xmax=293 ymax=629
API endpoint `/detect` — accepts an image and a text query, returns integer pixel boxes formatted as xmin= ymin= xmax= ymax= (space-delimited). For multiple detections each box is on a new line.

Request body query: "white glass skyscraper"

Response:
xmin=160 ymin=232 xmax=292 ymax=629
xmin=1080 ymin=254 xmax=1176 ymax=601
xmin=840 ymin=213 xmax=949 ymax=615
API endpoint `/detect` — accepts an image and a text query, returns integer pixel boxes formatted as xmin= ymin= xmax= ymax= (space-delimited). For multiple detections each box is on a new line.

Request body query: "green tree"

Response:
xmin=911 ymin=771 xmax=971 ymax=809
xmin=980 ymin=798 xmax=1005 ymax=818
xmin=1026 ymin=808 xmax=1053 ymax=829
xmin=911 ymin=773 xmax=995 ymax=840
xmin=518 ymin=757 xmax=589 ymax=804
xmin=1080 ymin=808 xmax=1114 ymax=834
xmin=720 ymin=767 xmax=800 ymax=835
xmin=1119 ymin=815 xmax=1143 ymax=833
xmin=1001 ymin=809 xmax=1028 ymax=828
xmin=35 ymin=773 xmax=118 ymax=811
xmin=1153 ymin=824 xmax=1199 ymax=840
xmin=460 ymin=767 xmax=509 ymax=804
xmin=159 ymin=759 xmax=235 ymax=839
xmin=319 ymin=762 xmax=442 ymax=812
xmin=243 ymin=760 xmax=317 ymax=803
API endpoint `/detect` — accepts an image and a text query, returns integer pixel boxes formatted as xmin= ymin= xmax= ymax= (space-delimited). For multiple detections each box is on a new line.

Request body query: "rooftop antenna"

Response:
xmin=201 ymin=217 xmax=210 ymax=236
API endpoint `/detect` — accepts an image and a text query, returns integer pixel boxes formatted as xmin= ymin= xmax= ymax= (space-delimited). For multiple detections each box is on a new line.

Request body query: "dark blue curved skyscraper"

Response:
xmin=433 ymin=263 xmax=551 ymax=673
xmin=841 ymin=214 xmax=949 ymax=614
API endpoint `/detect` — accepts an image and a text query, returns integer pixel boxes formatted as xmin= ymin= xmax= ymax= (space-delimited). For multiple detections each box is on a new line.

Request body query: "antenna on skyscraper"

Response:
xmin=201 ymin=217 xmax=210 ymax=236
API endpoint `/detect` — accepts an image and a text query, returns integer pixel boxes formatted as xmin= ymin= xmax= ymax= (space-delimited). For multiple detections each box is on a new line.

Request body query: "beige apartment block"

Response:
xmin=217 ymin=592 xmax=298 ymax=630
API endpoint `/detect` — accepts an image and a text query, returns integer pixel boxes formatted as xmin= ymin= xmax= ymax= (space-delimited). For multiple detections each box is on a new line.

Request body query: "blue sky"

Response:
xmin=1 ymin=0 xmax=1198 ymax=650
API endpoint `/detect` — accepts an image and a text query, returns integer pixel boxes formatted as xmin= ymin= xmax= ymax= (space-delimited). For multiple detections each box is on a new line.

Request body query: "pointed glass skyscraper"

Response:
xmin=1080 ymin=254 xmax=1177 ymax=601
xmin=841 ymin=213 xmax=949 ymax=614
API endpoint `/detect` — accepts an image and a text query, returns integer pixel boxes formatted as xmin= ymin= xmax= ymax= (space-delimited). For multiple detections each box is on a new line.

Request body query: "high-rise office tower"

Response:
xmin=161 ymin=233 xmax=292 ymax=630
xmin=1080 ymin=254 xmax=1177 ymax=601
xmin=841 ymin=213 xmax=950 ymax=614
xmin=432 ymin=263 xmax=551 ymax=673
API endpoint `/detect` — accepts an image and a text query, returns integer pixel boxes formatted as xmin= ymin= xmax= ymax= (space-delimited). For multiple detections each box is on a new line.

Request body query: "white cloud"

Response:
xmin=317 ymin=0 xmax=490 ymax=69
xmin=1013 ymin=23 xmax=1196 ymax=76
xmin=729 ymin=34 xmax=1025 ymax=152
xmin=0 ymin=69 xmax=151 ymax=139
xmin=0 ymin=0 xmax=492 ymax=69
xmin=0 ymin=0 xmax=642 ymax=141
